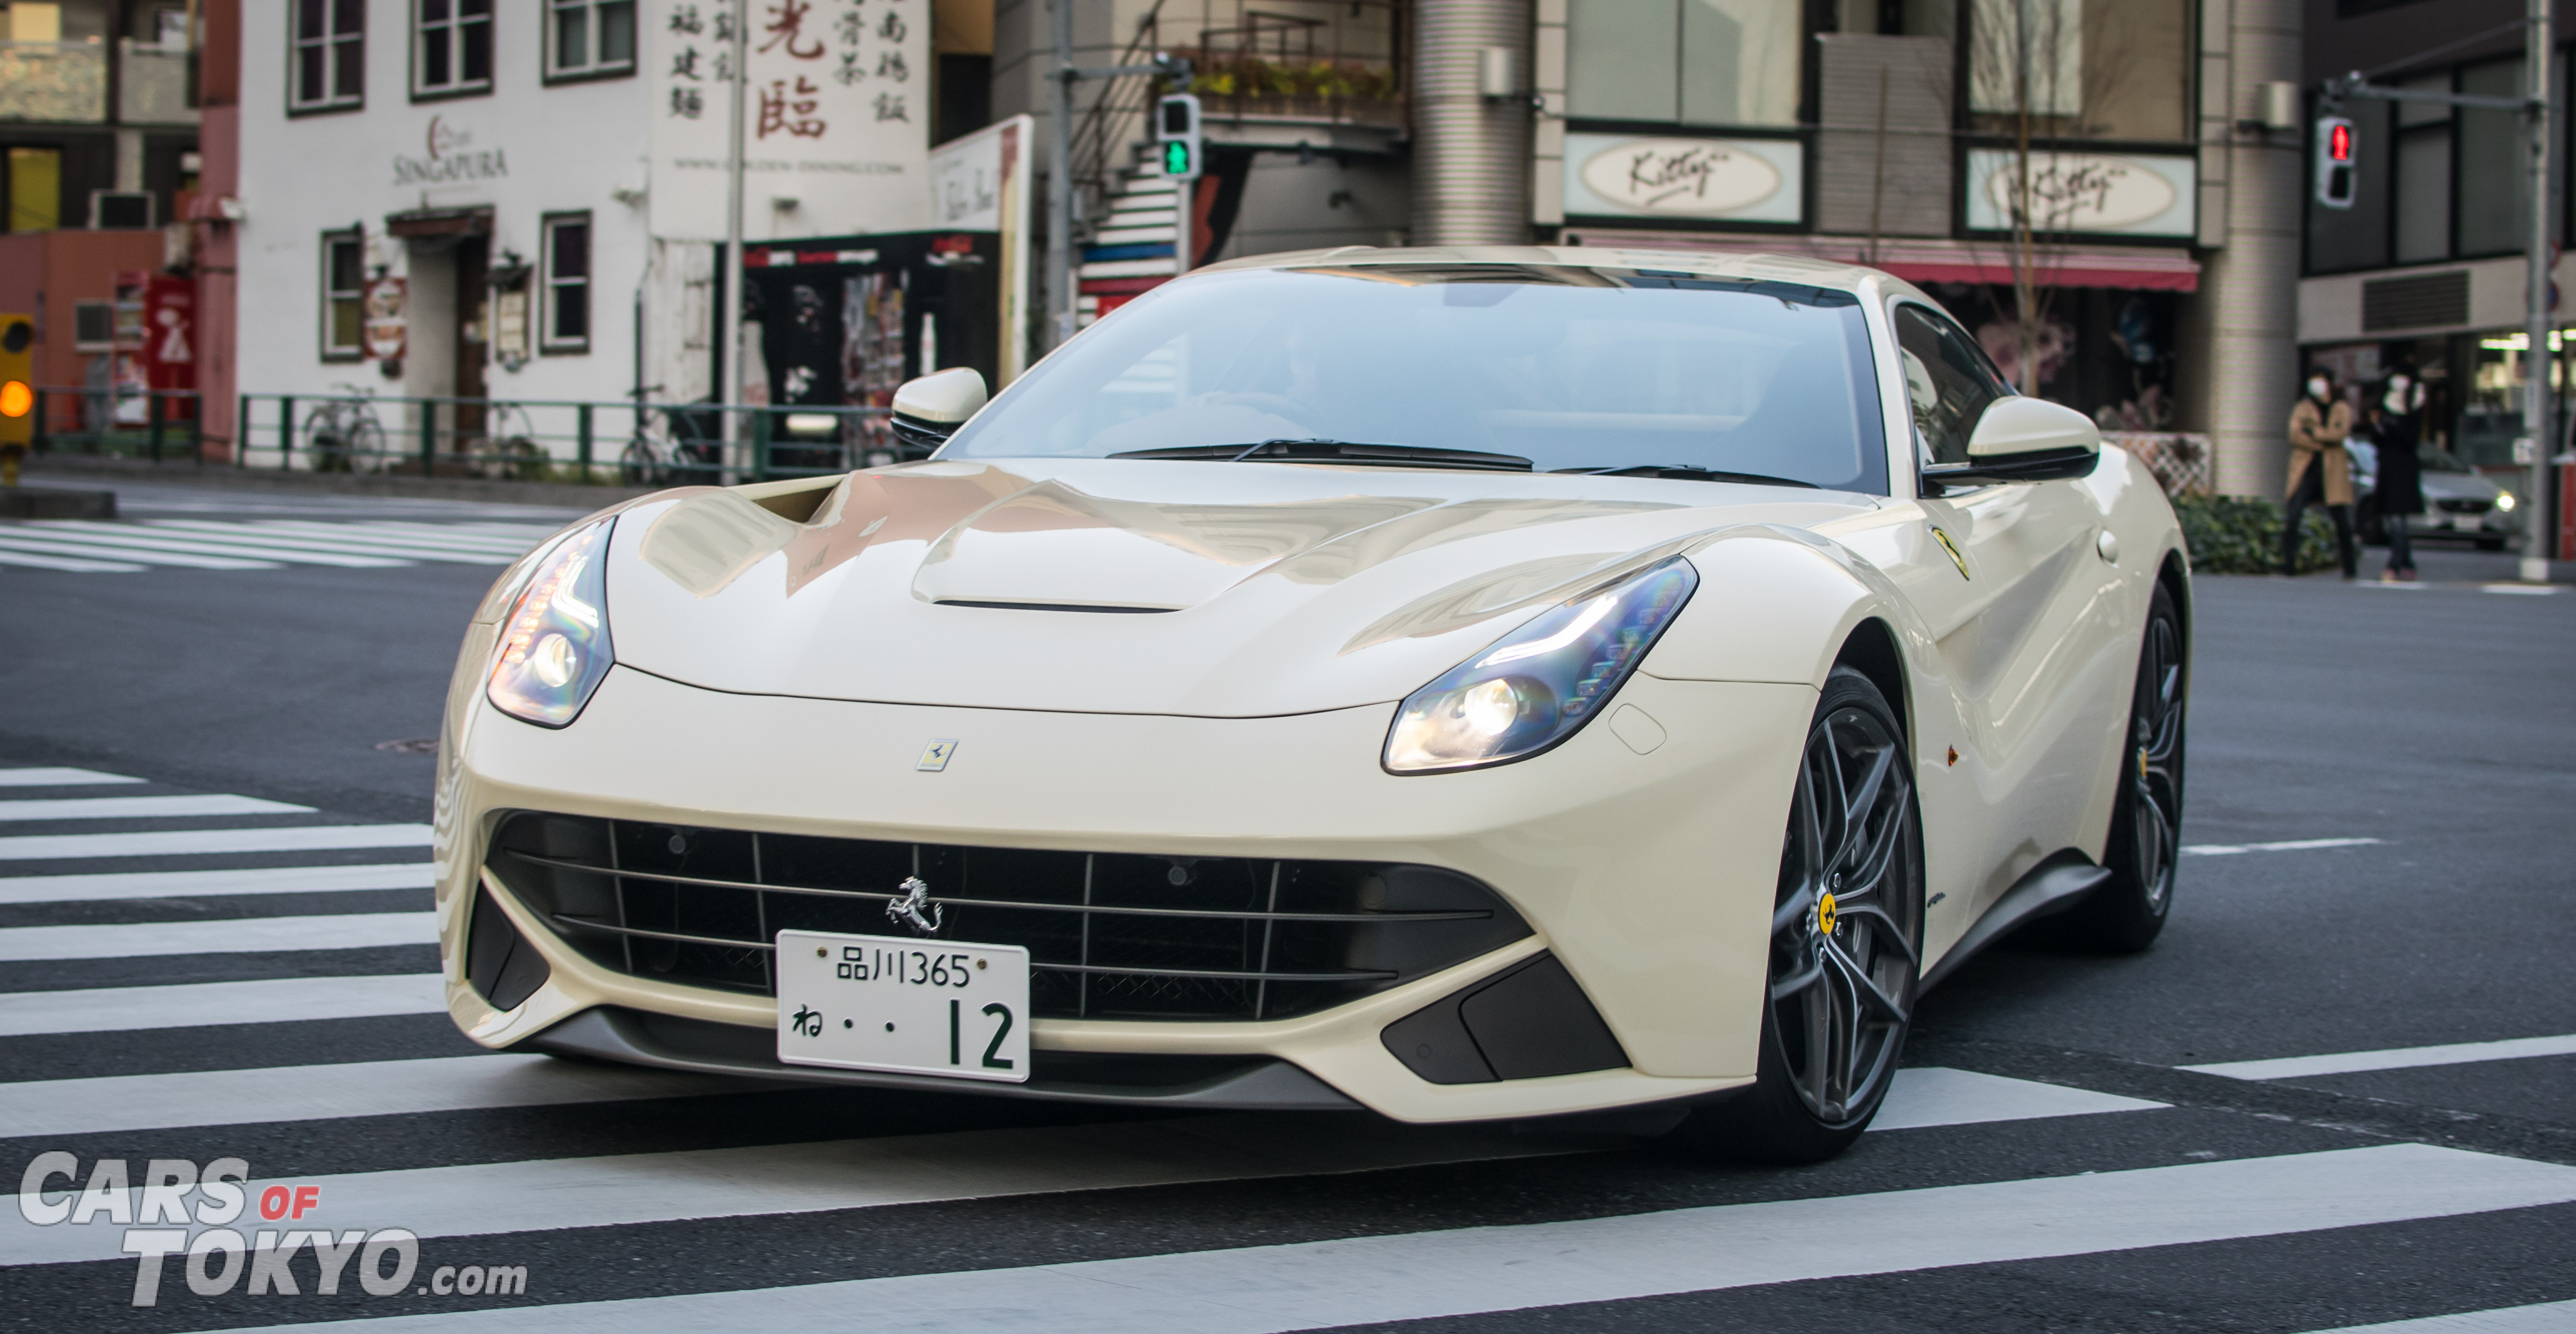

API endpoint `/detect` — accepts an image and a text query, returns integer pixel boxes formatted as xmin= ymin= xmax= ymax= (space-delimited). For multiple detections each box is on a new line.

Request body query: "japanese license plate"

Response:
xmin=774 ymin=929 xmax=1031 ymax=1083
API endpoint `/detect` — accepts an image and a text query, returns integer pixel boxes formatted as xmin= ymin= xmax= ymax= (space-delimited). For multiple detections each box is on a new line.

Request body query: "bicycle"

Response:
xmin=304 ymin=384 xmax=387 ymax=473
xmin=473 ymin=401 xmax=550 ymax=482
xmin=620 ymin=399 xmax=723 ymax=487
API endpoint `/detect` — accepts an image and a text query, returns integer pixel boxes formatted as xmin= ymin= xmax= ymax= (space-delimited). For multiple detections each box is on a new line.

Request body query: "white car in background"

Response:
xmin=435 ymin=247 xmax=2191 ymax=1164
xmin=2350 ymin=438 xmax=2519 ymax=550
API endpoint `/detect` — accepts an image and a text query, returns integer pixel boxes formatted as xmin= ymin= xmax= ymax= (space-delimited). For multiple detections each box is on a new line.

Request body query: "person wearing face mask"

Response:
xmin=2373 ymin=368 xmax=2427 ymax=582
xmin=2284 ymin=369 xmax=2359 ymax=579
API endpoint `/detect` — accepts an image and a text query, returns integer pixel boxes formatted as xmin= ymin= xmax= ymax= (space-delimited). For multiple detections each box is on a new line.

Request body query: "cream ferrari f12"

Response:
xmin=439 ymin=247 xmax=2187 ymax=1162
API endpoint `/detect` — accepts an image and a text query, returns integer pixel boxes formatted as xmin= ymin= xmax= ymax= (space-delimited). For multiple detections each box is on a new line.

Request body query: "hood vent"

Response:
xmin=934 ymin=600 xmax=1178 ymax=614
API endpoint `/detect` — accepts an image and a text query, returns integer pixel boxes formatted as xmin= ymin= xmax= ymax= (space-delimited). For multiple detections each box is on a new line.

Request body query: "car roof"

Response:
xmin=1198 ymin=244 xmax=1914 ymax=301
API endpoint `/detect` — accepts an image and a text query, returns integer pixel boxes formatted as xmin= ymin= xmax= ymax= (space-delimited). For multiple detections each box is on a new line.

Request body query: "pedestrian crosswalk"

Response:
xmin=1 ymin=761 xmax=2569 ymax=1332
xmin=0 ymin=518 xmax=561 ymax=573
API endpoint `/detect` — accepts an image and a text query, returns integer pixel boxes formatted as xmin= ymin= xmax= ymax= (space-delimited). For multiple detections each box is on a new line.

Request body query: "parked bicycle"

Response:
xmin=620 ymin=400 xmax=723 ymax=487
xmin=474 ymin=401 xmax=550 ymax=482
xmin=304 ymin=385 xmax=387 ymax=472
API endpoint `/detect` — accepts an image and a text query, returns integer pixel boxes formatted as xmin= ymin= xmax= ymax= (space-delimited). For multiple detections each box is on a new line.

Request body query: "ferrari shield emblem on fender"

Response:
xmin=917 ymin=739 xmax=958 ymax=771
xmin=1930 ymin=526 xmax=1970 ymax=581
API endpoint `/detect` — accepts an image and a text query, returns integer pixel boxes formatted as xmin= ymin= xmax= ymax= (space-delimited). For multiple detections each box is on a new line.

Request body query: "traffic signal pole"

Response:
xmin=2327 ymin=9 xmax=2558 ymax=578
xmin=1040 ymin=3 xmax=1191 ymax=353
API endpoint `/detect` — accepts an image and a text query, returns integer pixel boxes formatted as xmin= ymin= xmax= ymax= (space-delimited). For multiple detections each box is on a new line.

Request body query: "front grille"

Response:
xmin=484 ymin=811 xmax=1531 ymax=1022
xmin=2435 ymin=498 xmax=2493 ymax=515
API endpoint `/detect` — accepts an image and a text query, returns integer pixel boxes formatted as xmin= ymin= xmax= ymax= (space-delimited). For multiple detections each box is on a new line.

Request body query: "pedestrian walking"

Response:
xmin=2373 ymin=368 xmax=2427 ymax=582
xmin=2284 ymin=369 xmax=2358 ymax=579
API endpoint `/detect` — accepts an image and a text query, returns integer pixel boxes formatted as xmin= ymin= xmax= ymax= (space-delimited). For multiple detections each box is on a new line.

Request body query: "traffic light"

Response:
xmin=1155 ymin=93 xmax=1202 ymax=182
xmin=2315 ymin=115 xmax=2356 ymax=210
xmin=0 ymin=314 xmax=34 ymax=460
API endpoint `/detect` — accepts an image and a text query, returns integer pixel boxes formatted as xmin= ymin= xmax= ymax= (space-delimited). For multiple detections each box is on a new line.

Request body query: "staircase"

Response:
xmin=1076 ymin=146 xmax=1187 ymax=328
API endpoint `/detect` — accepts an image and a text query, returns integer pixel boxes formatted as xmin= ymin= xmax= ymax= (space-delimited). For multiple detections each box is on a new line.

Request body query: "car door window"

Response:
xmin=1892 ymin=304 xmax=2011 ymax=469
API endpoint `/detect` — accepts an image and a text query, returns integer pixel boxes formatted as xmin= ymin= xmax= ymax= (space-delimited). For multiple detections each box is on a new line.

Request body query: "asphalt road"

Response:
xmin=2 ymin=477 xmax=2572 ymax=1333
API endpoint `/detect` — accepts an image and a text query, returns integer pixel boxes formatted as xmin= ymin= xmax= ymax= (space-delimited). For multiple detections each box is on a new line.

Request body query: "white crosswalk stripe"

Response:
xmin=0 ymin=763 xmax=2564 ymax=1330
xmin=207 ymin=1146 xmax=2576 ymax=1334
xmin=0 ymin=793 xmax=312 ymax=822
xmin=0 ymin=972 xmax=447 ymax=1037
xmin=0 ymin=518 xmax=560 ymax=573
xmin=2305 ymin=1302 xmax=2576 ymax=1332
xmin=0 ymin=910 xmax=434 ymax=961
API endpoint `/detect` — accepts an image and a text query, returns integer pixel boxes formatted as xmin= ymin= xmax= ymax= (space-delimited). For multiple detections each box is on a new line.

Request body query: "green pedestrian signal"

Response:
xmin=1154 ymin=93 xmax=1203 ymax=182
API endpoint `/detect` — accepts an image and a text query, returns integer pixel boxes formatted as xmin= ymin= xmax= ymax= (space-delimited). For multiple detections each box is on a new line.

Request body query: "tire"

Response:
xmin=618 ymin=441 xmax=664 ymax=488
xmin=1666 ymin=666 xmax=1923 ymax=1164
xmin=2058 ymin=581 xmax=2186 ymax=953
xmin=2476 ymin=538 xmax=2505 ymax=551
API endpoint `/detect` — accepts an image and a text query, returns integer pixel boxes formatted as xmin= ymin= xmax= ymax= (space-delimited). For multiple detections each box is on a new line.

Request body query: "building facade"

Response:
xmin=2300 ymin=0 xmax=2574 ymax=516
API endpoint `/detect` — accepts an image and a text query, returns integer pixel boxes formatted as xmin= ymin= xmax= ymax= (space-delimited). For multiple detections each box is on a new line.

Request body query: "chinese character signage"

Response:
xmin=650 ymin=0 xmax=931 ymax=242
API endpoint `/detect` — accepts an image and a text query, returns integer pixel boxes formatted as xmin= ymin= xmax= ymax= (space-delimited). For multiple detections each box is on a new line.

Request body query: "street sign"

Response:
xmin=1155 ymin=94 xmax=1202 ymax=182
xmin=2315 ymin=115 xmax=2356 ymax=210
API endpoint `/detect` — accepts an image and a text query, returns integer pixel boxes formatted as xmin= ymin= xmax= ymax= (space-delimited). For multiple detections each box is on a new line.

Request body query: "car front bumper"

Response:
xmin=433 ymin=654 xmax=1813 ymax=1124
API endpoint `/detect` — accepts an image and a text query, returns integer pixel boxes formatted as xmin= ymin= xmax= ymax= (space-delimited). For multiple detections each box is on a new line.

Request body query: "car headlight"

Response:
xmin=487 ymin=518 xmax=615 ymax=728
xmin=1384 ymin=557 xmax=1698 ymax=774
xmin=2495 ymin=492 xmax=2516 ymax=512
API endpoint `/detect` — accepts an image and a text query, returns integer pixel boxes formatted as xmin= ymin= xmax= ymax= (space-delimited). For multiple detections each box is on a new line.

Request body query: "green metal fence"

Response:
xmin=28 ymin=388 xmax=914 ymax=486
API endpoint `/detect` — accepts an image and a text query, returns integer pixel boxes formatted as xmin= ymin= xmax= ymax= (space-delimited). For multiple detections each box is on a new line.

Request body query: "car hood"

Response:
xmin=602 ymin=458 xmax=1876 ymax=717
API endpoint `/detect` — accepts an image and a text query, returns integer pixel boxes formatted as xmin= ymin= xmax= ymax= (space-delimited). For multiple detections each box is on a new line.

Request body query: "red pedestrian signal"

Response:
xmin=2315 ymin=115 xmax=2357 ymax=210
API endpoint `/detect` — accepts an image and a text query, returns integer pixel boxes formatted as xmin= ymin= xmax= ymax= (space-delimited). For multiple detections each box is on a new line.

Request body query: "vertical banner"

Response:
xmin=927 ymin=114 xmax=1033 ymax=384
xmin=649 ymin=0 xmax=933 ymax=242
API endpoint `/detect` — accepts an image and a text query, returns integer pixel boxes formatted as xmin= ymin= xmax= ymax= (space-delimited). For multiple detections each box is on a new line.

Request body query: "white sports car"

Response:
xmin=437 ymin=247 xmax=2189 ymax=1163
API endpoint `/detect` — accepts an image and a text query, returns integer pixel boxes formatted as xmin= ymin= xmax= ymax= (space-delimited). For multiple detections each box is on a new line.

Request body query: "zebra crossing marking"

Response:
xmin=0 ymin=972 xmax=447 ymax=1037
xmin=0 ymin=861 xmax=434 ymax=905
xmin=2305 ymin=1301 xmax=2576 ymax=1332
xmin=2185 ymin=1032 xmax=2576 ymax=1081
xmin=0 ymin=768 xmax=144 ymax=787
xmin=0 ymin=793 xmax=313 ymax=822
xmin=201 ymin=1145 xmax=2576 ymax=1334
xmin=0 ymin=1053 xmax=751 ymax=1139
xmin=0 ymin=518 xmax=561 ymax=573
xmin=0 ymin=823 xmax=432 ymax=861
xmin=1863 ymin=1066 xmax=2163 ymax=1129
xmin=0 ymin=911 xmax=434 ymax=962
xmin=0 ymin=1068 xmax=2163 ymax=1267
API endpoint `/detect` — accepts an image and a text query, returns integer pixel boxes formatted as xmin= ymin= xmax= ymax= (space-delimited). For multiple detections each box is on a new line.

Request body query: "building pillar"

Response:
xmin=1410 ymin=0 xmax=1532 ymax=247
xmin=2198 ymin=0 xmax=2302 ymax=498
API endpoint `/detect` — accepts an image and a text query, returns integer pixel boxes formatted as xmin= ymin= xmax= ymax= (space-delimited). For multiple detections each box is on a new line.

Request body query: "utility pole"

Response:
xmin=720 ymin=0 xmax=751 ymax=484
xmin=1047 ymin=0 xmax=1076 ymax=351
xmin=2523 ymin=0 xmax=2555 ymax=582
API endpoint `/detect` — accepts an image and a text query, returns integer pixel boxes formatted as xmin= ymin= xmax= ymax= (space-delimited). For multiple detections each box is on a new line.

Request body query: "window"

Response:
xmin=415 ymin=0 xmax=493 ymax=98
xmin=1965 ymin=0 xmax=2190 ymax=141
xmin=290 ymin=0 xmax=364 ymax=112
xmin=73 ymin=301 xmax=114 ymax=350
xmin=1567 ymin=0 xmax=1800 ymax=127
xmin=321 ymin=230 xmax=365 ymax=360
xmin=541 ymin=212 xmax=591 ymax=352
xmin=2392 ymin=73 xmax=2451 ymax=264
xmin=547 ymin=0 xmax=636 ymax=80
xmin=6 ymin=147 xmax=60 ymax=232
xmin=1894 ymin=304 xmax=2010 ymax=471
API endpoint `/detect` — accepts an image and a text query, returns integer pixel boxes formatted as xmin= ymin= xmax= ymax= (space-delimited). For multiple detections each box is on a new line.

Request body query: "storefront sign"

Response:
xmin=363 ymin=278 xmax=407 ymax=362
xmin=1963 ymin=150 xmax=2195 ymax=238
xmin=1562 ymin=134 xmax=1802 ymax=224
xmin=392 ymin=115 xmax=509 ymax=187
xmin=648 ymin=0 xmax=933 ymax=241
xmin=927 ymin=114 xmax=1033 ymax=382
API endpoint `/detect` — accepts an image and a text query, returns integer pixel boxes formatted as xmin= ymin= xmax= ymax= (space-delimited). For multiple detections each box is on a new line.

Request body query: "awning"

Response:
xmin=1563 ymin=230 xmax=2201 ymax=292
xmin=384 ymin=206 xmax=493 ymax=239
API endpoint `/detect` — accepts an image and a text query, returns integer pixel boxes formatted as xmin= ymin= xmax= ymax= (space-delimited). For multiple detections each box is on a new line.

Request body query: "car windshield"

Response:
xmin=2419 ymin=446 xmax=2474 ymax=473
xmin=939 ymin=264 xmax=1889 ymax=493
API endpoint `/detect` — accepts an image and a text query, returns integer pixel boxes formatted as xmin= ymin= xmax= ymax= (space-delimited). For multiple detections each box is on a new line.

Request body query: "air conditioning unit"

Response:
xmin=91 ymin=191 xmax=154 ymax=229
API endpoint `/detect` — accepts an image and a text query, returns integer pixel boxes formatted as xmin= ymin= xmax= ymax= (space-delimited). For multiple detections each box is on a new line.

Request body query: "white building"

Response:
xmin=234 ymin=0 xmax=937 ymax=467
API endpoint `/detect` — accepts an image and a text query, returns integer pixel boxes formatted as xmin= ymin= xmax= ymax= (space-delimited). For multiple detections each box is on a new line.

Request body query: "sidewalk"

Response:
xmin=22 ymin=452 xmax=664 ymax=511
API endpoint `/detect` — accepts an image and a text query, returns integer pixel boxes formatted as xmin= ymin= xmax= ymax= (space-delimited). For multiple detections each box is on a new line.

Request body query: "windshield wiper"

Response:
xmin=1112 ymin=439 xmax=1535 ymax=471
xmin=1552 ymin=464 xmax=1820 ymax=489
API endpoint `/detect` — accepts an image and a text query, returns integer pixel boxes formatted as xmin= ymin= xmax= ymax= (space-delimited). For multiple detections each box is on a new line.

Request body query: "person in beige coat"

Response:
xmin=2283 ymin=369 xmax=2359 ymax=578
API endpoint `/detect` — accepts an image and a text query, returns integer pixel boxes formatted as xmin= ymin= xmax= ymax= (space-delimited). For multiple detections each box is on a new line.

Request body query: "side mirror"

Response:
xmin=889 ymin=368 xmax=989 ymax=450
xmin=1922 ymin=396 xmax=2101 ymax=490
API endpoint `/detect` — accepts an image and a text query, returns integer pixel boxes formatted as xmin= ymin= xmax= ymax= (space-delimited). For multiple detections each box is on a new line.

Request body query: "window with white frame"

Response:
xmin=289 ymin=0 xmax=365 ymax=112
xmin=415 ymin=0 xmax=493 ymax=98
xmin=541 ymin=213 xmax=591 ymax=353
xmin=321 ymin=230 xmax=366 ymax=360
xmin=547 ymin=0 xmax=637 ymax=81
